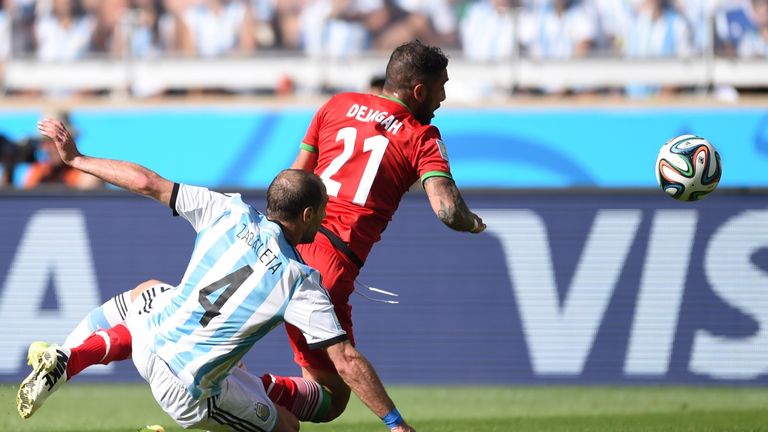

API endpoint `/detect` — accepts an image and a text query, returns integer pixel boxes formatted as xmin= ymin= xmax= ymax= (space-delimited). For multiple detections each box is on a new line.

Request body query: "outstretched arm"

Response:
xmin=326 ymin=341 xmax=415 ymax=432
xmin=423 ymin=176 xmax=485 ymax=233
xmin=37 ymin=119 xmax=174 ymax=206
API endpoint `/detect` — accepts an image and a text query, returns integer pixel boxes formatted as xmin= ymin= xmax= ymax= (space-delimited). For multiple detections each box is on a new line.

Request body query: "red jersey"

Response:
xmin=301 ymin=92 xmax=452 ymax=263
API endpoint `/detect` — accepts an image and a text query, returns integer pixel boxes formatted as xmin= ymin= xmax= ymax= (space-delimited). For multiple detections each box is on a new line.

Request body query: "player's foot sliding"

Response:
xmin=16 ymin=324 xmax=133 ymax=419
xmin=16 ymin=342 xmax=70 ymax=419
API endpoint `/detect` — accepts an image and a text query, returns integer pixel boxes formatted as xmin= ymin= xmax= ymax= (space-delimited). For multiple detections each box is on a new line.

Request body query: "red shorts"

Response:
xmin=286 ymin=233 xmax=360 ymax=372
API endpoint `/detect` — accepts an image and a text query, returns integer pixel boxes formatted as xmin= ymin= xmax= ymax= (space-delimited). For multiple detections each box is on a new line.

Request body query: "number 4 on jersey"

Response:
xmin=198 ymin=265 xmax=253 ymax=327
xmin=320 ymin=127 xmax=389 ymax=206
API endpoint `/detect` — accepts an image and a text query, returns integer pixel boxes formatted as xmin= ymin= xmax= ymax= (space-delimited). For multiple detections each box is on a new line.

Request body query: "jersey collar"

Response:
xmin=269 ymin=218 xmax=304 ymax=259
xmin=269 ymin=219 xmax=295 ymax=246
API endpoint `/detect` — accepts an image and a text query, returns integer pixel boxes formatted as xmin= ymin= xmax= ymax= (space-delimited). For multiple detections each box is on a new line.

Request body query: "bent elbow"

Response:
xmin=136 ymin=177 xmax=157 ymax=197
xmin=333 ymin=352 xmax=357 ymax=378
xmin=130 ymin=174 xmax=150 ymax=194
xmin=327 ymin=342 xmax=359 ymax=379
xmin=135 ymin=171 xmax=165 ymax=199
xmin=334 ymin=360 xmax=353 ymax=380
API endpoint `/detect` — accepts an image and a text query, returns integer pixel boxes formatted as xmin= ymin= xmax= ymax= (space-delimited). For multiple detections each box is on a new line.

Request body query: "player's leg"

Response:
xmin=19 ymin=284 xmax=135 ymax=417
xmin=61 ymin=289 xmax=131 ymax=348
xmin=60 ymin=279 xmax=175 ymax=380
xmin=16 ymin=325 xmax=132 ymax=418
xmin=28 ymin=279 xmax=172 ymax=381
xmin=66 ymin=324 xmax=134 ymax=377
xmin=259 ymin=371 xmax=338 ymax=423
xmin=62 ymin=279 xmax=173 ymax=348
xmin=299 ymin=363 xmax=350 ymax=422
xmin=262 ymin=321 xmax=352 ymax=422
xmin=262 ymin=305 xmax=354 ymax=423
xmin=17 ymin=281 xmax=172 ymax=419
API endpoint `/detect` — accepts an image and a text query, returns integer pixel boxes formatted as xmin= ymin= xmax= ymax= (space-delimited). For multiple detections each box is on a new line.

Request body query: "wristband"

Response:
xmin=382 ymin=407 xmax=404 ymax=429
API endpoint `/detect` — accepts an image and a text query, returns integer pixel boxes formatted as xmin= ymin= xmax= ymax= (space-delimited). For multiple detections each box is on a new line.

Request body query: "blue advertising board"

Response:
xmin=0 ymin=191 xmax=766 ymax=384
xmin=1 ymin=106 xmax=767 ymax=188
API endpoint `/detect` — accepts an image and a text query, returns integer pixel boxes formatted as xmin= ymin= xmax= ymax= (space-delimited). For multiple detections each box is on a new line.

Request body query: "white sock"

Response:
xmin=63 ymin=290 xmax=131 ymax=348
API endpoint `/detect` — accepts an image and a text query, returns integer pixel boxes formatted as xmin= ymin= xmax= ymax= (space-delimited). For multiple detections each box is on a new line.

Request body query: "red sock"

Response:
xmin=261 ymin=374 xmax=298 ymax=409
xmin=260 ymin=374 xmax=330 ymax=421
xmin=66 ymin=324 xmax=133 ymax=379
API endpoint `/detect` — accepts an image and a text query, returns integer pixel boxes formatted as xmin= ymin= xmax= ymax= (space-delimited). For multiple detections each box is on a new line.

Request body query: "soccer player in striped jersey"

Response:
xmin=17 ymin=118 xmax=416 ymax=432
xmin=264 ymin=39 xmax=487 ymax=423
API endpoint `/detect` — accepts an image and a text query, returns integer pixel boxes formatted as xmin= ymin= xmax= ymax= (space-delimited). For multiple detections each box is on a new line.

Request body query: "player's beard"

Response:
xmin=300 ymin=227 xmax=320 ymax=244
xmin=413 ymin=107 xmax=433 ymax=125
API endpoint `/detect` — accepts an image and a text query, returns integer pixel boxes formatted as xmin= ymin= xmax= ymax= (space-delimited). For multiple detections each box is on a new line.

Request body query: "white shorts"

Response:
xmin=132 ymin=283 xmax=175 ymax=316
xmin=127 ymin=297 xmax=278 ymax=431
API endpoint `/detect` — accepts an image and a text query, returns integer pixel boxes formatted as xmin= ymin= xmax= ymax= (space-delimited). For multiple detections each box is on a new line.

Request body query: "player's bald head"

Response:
xmin=266 ymin=169 xmax=327 ymax=221
xmin=383 ymin=40 xmax=448 ymax=94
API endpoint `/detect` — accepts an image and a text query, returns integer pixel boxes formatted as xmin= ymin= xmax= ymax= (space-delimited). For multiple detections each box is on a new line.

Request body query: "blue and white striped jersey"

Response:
xmin=140 ymin=184 xmax=346 ymax=400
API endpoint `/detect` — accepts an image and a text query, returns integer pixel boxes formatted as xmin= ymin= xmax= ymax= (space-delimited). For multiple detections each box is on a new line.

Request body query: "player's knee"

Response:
xmin=130 ymin=279 xmax=165 ymax=302
xmin=301 ymin=366 xmax=351 ymax=422
xmin=323 ymin=403 xmax=346 ymax=422
xmin=323 ymin=386 xmax=351 ymax=422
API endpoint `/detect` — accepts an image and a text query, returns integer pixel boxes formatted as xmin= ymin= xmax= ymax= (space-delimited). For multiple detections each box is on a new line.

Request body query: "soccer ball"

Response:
xmin=655 ymin=134 xmax=722 ymax=201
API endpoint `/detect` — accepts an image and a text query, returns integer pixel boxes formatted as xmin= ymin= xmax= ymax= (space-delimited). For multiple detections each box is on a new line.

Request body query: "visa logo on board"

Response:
xmin=0 ymin=208 xmax=766 ymax=381
xmin=480 ymin=209 xmax=768 ymax=381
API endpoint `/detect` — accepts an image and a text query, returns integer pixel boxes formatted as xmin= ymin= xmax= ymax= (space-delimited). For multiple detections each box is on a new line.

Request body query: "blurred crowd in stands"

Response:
xmin=0 ymin=1 xmax=764 ymax=187
xmin=0 ymin=110 xmax=105 ymax=189
xmin=0 ymin=0 xmax=766 ymax=62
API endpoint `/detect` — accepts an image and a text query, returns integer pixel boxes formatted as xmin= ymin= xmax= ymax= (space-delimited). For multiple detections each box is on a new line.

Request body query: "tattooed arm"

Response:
xmin=423 ymin=176 xmax=485 ymax=234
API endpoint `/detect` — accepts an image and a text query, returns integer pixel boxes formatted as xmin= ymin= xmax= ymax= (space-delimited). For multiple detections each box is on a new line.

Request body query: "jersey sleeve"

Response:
xmin=170 ymin=183 xmax=233 ymax=233
xmin=415 ymin=126 xmax=453 ymax=184
xmin=284 ymin=269 xmax=347 ymax=349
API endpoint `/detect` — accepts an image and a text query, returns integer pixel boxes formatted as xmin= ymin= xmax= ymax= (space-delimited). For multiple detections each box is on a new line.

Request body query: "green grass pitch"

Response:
xmin=2 ymin=383 xmax=768 ymax=431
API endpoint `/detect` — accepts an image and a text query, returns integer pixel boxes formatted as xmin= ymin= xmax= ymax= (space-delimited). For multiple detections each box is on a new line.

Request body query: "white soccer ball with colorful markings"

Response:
xmin=656 ymin=134 xmax=722 ymax=201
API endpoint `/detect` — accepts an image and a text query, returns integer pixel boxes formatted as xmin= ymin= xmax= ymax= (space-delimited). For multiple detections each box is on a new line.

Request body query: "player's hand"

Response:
xmin=37 ymin=119 xmax=81 ymax=165
xmin=391 ymin=422 xmax=415 ymax=432
xmin=470 ymin=213 xmax=486 ymax=234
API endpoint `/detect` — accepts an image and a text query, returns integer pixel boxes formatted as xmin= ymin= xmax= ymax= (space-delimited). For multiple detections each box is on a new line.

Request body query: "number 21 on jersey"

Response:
xmin=320 ymin=127 xmax=389 ymax=206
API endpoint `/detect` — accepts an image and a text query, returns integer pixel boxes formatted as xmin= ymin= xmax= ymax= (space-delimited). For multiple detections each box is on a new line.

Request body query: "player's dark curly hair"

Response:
xmin=266 ymin=169 xmax=325 ymax=221
xmin=384 ymin=40 xmax=448 ymax=93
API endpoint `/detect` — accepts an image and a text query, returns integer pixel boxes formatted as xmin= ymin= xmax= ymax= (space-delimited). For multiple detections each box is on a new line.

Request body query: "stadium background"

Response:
xmin=1 ymin=106 xmax=767 ymax=388
xmin=1 ymin=1 xmax=768 ymax=427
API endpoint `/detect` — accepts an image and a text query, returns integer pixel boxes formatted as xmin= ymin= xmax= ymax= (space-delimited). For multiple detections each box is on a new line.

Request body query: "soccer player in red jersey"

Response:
xmin=261 ymin=40 xmax=487 ymax=425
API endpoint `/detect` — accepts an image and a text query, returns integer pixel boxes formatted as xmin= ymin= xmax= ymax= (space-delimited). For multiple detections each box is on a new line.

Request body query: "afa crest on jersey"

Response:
xmin=436 ymin=139 xmax=449 ymax=161
xmin=255 ymin=402 xmax=271 ymax=421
